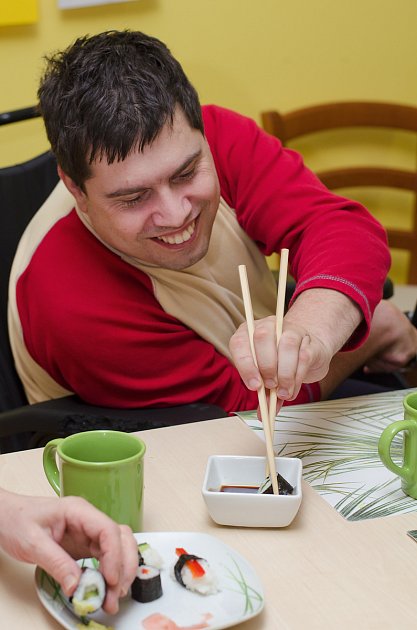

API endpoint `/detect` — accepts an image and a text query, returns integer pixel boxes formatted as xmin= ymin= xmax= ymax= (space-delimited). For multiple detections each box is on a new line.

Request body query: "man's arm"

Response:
xmin=230 ymin=293 xmax=417 ymax=402
xmin=203 ymin=105 xmax=391 ymax=344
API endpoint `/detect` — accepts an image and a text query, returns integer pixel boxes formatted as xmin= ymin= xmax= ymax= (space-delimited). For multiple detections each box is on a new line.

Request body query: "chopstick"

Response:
xmin=268 ymin=249 xmax=289 ymax=434
xmin=239 ymin=265 xmax=279 ymax=495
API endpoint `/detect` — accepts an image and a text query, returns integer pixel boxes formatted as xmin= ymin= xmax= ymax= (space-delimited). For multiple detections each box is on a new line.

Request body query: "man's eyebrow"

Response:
xmin=170 ymin=149 xmax=202 ymax=178
xmin=105 ymin=149 xmax=202 ymax=199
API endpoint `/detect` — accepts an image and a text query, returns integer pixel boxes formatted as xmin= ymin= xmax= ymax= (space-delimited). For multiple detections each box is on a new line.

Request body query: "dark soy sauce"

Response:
xmin=219 ymin=473 xmax=294 ymax=495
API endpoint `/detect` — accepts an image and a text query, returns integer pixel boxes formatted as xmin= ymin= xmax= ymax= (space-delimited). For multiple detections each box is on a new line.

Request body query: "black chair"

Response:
xmin=0 ymin=151 xmax=59 ymax=411
xmin=0 ymin=108 xmax=225 ymax=452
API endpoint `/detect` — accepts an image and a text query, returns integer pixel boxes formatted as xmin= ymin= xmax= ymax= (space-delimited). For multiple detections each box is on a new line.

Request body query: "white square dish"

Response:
xmin=202 ymin=455 xmax=302 ymax=528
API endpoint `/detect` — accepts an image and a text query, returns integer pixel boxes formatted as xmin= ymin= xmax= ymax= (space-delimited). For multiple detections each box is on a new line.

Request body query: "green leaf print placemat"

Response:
xmin=236 ymin=389 xmax=417 ymax=521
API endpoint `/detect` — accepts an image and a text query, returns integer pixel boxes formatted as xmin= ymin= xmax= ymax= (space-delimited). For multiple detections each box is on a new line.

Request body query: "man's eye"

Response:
xmin=175 ymin=168 xmax=195 ymax=182
xmin=122 ymin=194 xmax=146 ymax=208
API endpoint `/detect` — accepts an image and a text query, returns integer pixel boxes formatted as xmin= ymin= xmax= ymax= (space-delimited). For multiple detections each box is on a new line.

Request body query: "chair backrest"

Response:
xmin=0 ymin=150 xmax=59 ymax=411
xmin=261 ymin=101 xmax=417 ymax=283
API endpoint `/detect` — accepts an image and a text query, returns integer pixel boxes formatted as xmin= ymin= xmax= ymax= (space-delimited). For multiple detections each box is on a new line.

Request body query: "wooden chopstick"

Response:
xmin=238 ymin=265 xmax=279 ymax=495
xmin=268 ymin=249 xmax=289 ymax=434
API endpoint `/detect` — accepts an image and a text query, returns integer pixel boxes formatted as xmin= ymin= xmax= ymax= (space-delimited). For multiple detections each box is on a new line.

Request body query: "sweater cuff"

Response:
xmin=290 ymin=274 xmax=373 ymax=350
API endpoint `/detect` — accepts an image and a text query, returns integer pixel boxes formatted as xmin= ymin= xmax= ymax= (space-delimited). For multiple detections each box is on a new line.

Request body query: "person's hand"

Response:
xmin=363 ymin=300 xmax=417 ymax=373
xmin=230 ymin=315 xmax=333 ymax=402
xmin=0 ymin=490 xmax=138 ymax=614
xmin=230 ymin=288 xmax=362 ymax=403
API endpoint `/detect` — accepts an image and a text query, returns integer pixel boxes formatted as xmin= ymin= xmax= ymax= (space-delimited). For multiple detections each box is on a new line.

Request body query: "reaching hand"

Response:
xmin=363 ymin=300 xmax=417 ymax=374
xmin=0 ymin=489 xmax=138 ymax=614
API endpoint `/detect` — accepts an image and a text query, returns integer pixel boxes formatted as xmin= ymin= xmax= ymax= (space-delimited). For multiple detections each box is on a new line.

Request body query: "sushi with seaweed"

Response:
xmin=257 ymin=472 xmax=294 ymax=495
xmin=131 ymin=565 xmax=163 ymax=603
xmin=173 ymin=547 xmax=219 ymax=595
xmin=137 ymin=542 xmax=164 ymax=569
xmin=71 ymin=567 xmax=106 ymax=616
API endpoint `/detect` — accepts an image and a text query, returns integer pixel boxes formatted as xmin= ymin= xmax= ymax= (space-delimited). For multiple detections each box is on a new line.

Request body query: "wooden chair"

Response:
xmin=262 ymin=101 xmax=417 ymax=284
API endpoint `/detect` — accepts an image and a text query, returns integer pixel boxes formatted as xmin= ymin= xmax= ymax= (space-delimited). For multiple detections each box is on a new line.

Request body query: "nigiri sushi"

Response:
xmin=173 ymin=548 xmax=219 ymax=595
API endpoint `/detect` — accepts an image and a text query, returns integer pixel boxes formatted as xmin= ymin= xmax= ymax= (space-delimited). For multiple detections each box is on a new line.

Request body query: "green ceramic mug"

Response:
xmin=43 ymin=430 xmax=146 ymax=531
xmin=378 ymin=391 xmax=417 ymax=499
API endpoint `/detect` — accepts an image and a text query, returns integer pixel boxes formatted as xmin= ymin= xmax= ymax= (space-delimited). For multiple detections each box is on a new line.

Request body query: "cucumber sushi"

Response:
xmin=173 ymin=547 xmax=219 ymax=595
xmin=131 ymin=565 xmax=163 ymax=603
xmin=137 ymin=541 xmax=164 ymax=569
xmin=71 ymin=567 xmax=106 ymax=616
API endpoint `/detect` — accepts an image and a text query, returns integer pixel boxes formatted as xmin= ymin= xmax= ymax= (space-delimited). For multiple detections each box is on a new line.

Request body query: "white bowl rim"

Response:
xmin=202 ymin=454 xmax=302 ymax=498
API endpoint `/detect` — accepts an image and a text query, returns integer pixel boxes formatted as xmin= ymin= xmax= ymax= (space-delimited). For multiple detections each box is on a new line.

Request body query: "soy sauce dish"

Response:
xmin=202 ymin=455 xmax=302 ymax=527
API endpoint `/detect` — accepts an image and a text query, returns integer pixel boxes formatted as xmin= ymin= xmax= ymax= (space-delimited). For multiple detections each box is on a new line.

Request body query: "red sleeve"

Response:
xmin=16 ymin=212 xmax=259 ymax=412
xmin=202 ymin=105 xmax=391 ymax=346
xmin=17 ymin=212 xmax=322 ymax=410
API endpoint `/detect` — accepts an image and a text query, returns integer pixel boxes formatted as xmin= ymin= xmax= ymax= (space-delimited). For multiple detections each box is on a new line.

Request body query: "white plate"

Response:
xmin=35 ymin=532 xmax=264 ymax=630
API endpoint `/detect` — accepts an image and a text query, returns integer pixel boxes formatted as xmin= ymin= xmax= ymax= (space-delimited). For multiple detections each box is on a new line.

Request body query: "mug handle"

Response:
xmin=43 ymin=438 xmax=64 ymax=495
xmin=378 ymin=420 xmax=414 ymax=482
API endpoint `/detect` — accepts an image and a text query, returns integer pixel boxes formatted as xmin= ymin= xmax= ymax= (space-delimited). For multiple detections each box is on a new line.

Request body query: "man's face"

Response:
xmin=64 ymin=108 xmax=220 ymax=270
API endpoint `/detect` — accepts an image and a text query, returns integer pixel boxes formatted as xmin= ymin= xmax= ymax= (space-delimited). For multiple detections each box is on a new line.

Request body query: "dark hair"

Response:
xmin=38 ymin=30 xmax=204 ymax=188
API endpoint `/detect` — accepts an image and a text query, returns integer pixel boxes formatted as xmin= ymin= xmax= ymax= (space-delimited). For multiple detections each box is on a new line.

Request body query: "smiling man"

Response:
xmin=60 ymin=107 xmax=220 ymax=271
xmin=8 ymin=30 xmax=417 ymax=414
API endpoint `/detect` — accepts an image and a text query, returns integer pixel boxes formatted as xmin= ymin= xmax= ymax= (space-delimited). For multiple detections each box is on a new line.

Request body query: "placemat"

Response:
xmin=236 ymin=388 xmax=417 ymax=521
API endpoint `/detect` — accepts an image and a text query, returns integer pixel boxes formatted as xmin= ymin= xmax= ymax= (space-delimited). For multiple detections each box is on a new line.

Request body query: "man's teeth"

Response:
xmin=157 ymin=220 xmax=195 ymax=244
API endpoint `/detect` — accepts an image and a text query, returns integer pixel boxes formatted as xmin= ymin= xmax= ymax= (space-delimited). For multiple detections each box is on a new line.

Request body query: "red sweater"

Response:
xmin=15 ymin=105 xmax=390 ymax=412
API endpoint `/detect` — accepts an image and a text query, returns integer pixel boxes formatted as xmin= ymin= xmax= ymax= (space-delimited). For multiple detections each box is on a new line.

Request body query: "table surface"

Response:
xmin=1 ymin=410 xmax=417 ymax=629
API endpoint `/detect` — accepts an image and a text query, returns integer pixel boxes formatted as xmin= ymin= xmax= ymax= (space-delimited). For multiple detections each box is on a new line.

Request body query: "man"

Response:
xmin=8 ymin=30 xmax=417 ymax=413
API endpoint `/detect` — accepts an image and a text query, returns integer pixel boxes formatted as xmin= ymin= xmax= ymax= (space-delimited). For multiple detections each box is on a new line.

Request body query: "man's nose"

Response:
xmin=152 ymin=189 xmax=192 ymax=227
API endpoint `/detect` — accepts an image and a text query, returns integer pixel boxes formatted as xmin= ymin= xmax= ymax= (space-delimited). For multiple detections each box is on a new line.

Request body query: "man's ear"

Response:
xmin=58 ymin=166 xmax=88 ymax=214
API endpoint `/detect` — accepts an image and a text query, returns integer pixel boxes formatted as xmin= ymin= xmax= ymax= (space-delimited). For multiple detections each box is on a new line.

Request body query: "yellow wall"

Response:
xmin=1 ymin=0 xmax=417 ymax=282
xmin=0 ymin=0 xmax=38 ymax=26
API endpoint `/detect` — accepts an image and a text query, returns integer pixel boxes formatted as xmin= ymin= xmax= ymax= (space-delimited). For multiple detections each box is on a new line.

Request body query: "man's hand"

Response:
xmin=230 ymin=288 xmax=362 ymax=402
xmin=230 ymin=316 xmax=333 ymax=401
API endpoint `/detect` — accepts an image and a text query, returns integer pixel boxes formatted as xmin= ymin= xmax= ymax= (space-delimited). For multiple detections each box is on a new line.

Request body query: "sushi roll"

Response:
xmin=173 ymin=548 xmax=219 ymax=595
xmin=71 ymin=567 xmax=106 ymax=616
xmin=137 ymin=542 xmax=164 ymax=569
xmin=257 ymin=472 xmax=294 ymax=495
xmin=131 ymin=565 xmax=163 ymax=603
